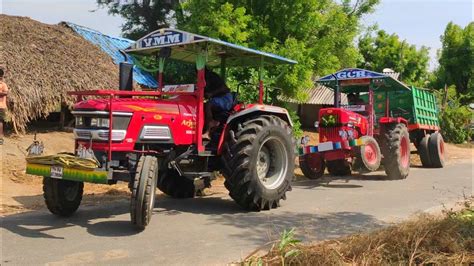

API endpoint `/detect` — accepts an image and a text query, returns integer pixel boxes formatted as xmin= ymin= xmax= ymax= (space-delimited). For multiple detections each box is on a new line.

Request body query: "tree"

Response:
xmin=433 ymin=22 xmax=474 ymax=101
xmin=358 ymin=29 xmax=430 ymax=85
xmin=177 ymin=0 xmax=379 ymax=99
xmin=98 ymin=0 xmax=379 ymax=99
xmin=97 ymin=0 xmax=180 ymax=40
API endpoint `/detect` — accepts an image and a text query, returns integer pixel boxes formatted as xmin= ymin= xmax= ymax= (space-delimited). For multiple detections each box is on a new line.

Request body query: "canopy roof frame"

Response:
xmin=317 ymin=68 xmax=411 ymax=93
xmin=125 ymin=28 xmax=297 ymax=67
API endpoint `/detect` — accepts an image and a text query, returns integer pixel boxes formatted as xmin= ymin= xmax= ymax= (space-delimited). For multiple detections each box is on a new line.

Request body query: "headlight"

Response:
xmin=75 ymin=117 xmax=84 ymax=126
xmin=90 ymin=118 xmax=110 ymax=128
xmin=90 ymin=118 xmax=98 ymax=127
xmin=301 ymin=135 xmax=310 ymax=145
xmin=99 ymin=118 xmax=110 ymax=128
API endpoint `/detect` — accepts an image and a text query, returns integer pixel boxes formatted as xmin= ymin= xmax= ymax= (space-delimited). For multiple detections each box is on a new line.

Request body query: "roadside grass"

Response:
xmin=244 ymin=200 xmax=473 ymax=265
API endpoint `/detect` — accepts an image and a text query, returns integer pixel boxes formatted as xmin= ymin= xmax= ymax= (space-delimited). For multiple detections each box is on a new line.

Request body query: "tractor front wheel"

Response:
xmin=381 ymin=123 xmax=410 ymax=180
xmin=353 ymin=136 xmax=381 ymax=172
xmin=130 ymin=155 xmax=158 ymax=230
xmin=327 ymin=159 xmax=351 ymax=176
xmin=299 ymin=153 xmax=325 ymax=179
xmin=157 ymin=168 xmax=196 ymax=198
xmin=43 ymin=177 xmax=83 ymax=217
xmin=222 ymin=115 xmax=295 ymax=211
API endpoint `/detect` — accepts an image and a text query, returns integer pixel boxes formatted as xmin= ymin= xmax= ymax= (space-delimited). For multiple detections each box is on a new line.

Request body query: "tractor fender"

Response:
xmin=226 ymin=104 xmax=293 ymax=127
xmin=379 ymin=117 xmax=408 ymax=125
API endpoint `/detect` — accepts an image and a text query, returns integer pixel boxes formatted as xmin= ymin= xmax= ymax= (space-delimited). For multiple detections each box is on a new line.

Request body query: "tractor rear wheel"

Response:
xmin=418 ymin=134 xmax=432 ymax=167
xmin=222 ymin=115 xmax=295 ymax=211
xmin=353 ymin=136 xmax=382 ymax=172
xmin=43 ymin=177 xmax=83 ymax=217
xmin=130 ymin=155 xmax=158 ymax=230
xmin=381 ymin=123 xmax=410 ymax=180
xmin=428 ymin=132 xmax=445 ymax=168
xmin=299 ymin=153 xmax=325 ymax=179
xmin=327 ymin=159 xmax=351 ymax=176
xmin=157 ymin=168 xmax=196 ymax=198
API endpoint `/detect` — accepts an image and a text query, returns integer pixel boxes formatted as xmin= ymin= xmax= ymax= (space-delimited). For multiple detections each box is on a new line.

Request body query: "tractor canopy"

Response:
xmin=317 ymin=68 xmax=410 ymax=93
xmin=125 ymin=28 xmax=297 ymax=67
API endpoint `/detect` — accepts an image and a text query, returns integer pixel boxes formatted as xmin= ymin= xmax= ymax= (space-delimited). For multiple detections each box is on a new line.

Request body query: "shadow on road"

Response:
xmin=1 ymin=199 xmax=140 ymax=239
xmin=293 ymin=173 xmax=394 ymax=190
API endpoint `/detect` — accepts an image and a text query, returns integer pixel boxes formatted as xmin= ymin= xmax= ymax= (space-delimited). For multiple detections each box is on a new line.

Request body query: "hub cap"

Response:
xmin=256 ymin=137 xmax=288 ymax=189
xmin=364 ymin=142 xmax=378 ymax=165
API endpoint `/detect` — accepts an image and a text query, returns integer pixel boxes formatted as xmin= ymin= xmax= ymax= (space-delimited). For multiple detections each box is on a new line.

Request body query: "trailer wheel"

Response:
xmin=428 ymin=132 xmax=445 ymax=168
xmin=222 ymin=115 xmax=295 ymax=211
xmin=381 ymin=123 xmax=410 ymax=180
xmin=157 ymin=168 xmax=195 ymax=198
xmin=43 ymin=177 xmax=83 ymax=217
xmin=353 ymin=136 xmax=382 ymax=172
xmin=327 ymin=159 xmax=351 ymax=176
xmin=130 ymin=155 xmax=158 ymax=230
xmin=299 ymin=153 xmax=325 ymax=179
xmin=418 ymin=134 xmax=432 ymax=167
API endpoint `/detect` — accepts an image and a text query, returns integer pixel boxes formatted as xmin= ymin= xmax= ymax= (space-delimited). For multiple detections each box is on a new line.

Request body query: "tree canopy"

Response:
xmin=98 ymin=0 xmax=379 ymax=100
xmin=357 ymin=29 xmax=430 ymax=85
xmin=432 ymin=22 xmax=473 ymax=102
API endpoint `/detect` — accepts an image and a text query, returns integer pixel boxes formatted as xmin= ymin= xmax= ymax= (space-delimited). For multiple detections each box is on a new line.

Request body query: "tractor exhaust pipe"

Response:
xmin=332 ymin=74 xmax=340 ymax=108
xmin=119 ymin=62 xmax=134 ymax=91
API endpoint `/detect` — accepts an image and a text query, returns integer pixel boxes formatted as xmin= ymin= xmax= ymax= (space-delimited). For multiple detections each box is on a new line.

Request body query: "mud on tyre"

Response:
xmin=222 ymin=115 xmax=295 ymax=211
xmin=43 ymin=177 xmax=84 ymax=217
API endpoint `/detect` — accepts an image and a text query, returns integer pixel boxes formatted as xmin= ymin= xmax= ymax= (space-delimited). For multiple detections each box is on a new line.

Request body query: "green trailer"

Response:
xmin=360 ymin=83 xmax=445 ymax=168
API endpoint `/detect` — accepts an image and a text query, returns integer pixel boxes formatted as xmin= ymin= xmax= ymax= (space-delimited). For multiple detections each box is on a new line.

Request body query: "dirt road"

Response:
xmin=1 ymin=159 xmax=472 ymax=265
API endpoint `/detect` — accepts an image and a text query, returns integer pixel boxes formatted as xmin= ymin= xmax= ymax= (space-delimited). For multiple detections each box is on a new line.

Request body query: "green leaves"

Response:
xmin=433 ymin=22 xmax=474 ymax=103
xmin=358 ymin=29 xmax=430 ymax=86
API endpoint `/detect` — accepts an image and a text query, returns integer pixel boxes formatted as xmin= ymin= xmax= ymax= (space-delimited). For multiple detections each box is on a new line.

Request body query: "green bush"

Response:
xmin=439 ymin=105 xmax=471 ymax=144
xmin=287 ymin=109 xmax=303 ymax=138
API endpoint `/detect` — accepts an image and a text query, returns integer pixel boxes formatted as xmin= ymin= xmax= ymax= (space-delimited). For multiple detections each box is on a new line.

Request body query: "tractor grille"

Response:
xmin=319 ymin=127 xmax=339 ymax=141
xmin=75 ymin=130 xmax=92 ymax=139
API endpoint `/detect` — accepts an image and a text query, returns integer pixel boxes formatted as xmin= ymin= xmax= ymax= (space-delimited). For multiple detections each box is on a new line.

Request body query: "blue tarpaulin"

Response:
xmin=65 ymin=22 xmax=158 ymax=88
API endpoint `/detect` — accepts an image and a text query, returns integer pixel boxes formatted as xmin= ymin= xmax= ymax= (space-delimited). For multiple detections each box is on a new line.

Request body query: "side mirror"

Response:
xmin=119 ymin=62 xmax=134 ymax=91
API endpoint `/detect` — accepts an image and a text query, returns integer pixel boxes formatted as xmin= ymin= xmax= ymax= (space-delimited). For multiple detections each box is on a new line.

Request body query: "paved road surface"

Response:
xmin=1 ymin=161 xmax=472 ymax=265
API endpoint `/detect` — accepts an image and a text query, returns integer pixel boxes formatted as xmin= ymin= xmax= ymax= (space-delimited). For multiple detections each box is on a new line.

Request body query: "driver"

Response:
xmin=203 ymin=68 xmax=234 ymax=138
xmin=347 ymin=92 xmax=365 ymax=105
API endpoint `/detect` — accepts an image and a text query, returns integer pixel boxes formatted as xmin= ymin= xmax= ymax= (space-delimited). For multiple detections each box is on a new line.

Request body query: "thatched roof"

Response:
xmin=0 ymin=15 xmax=119 ymax=133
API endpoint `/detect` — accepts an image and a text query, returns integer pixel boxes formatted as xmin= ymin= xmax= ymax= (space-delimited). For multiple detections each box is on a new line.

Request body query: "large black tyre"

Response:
xmin=353 ymin=136 xmax=382 ymax=172
xmin=327 ymin=159 xmax=352 ymax=176
xmin=428 ymin=132 xmax=446 ymax=168
xmin=43 ymin=177 xmax=83 ymax=217
xmin=381 ymin=123 xmax=410 ymax=180
xmin=418 ymin=134 xmax=432 ymax=167
xmin=222 ymin=115 xmax=295 ymax=211
xmin=157 ymin=168 xmax=195 ymax=198
xmin=299 ymin=153 xmax=325 ymax=179
xmin=130 ymin=155 xmax=158 ymax=230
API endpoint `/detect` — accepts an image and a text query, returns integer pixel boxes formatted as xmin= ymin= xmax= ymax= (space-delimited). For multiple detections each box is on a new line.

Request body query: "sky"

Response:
xmin=2 ymin=0 xmax=473 ymax=69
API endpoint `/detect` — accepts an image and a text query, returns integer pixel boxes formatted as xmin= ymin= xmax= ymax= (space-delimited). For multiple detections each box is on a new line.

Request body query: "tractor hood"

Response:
xmin=73 ymin=95 xmax=196 ymax=117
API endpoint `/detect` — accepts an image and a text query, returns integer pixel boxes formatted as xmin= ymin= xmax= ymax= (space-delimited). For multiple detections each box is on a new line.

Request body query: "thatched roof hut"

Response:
xmin=0 ymin=15 xmax=119 ymax=133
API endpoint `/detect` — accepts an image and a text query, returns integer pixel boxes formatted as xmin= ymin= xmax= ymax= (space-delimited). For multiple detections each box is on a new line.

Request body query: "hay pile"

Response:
xmin=0 ymin=15 xmax=119 ymax=133
xmin=247 ymin=205 xmax=474 ymax=265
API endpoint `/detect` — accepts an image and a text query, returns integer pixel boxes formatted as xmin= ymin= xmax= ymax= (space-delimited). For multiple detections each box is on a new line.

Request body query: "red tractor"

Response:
xmin=26 ymin=29 xmax=297 ymax=229
xmin=299 ymin=68 xmax=445 ymax=180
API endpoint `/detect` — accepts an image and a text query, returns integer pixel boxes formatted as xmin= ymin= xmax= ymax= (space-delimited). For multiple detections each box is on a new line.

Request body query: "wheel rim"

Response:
xmin=305 ymin=154 xmax=323 ymax=173
xmin=64 ymin=183 xmax=79 ymax=201
xmin=439 ymin=137 xmax=445 ymax=158
xmin=364 ymin=142 xmax=378 ymax=165
xmin=256 ymin=137 xmax=288 ymax=189
xmin=400 ymin=136 xmax=409 ymax=168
